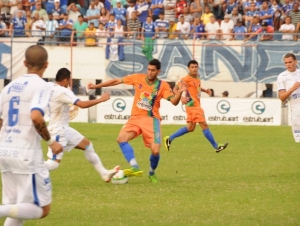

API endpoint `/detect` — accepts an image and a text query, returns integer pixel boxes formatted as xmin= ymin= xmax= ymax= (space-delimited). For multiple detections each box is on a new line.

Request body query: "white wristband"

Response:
xmin=46 ymin=138 xmax=54 ymax=146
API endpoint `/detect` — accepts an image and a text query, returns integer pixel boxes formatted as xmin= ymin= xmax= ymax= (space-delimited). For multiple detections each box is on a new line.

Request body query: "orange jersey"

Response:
xmin=122 ymin=74 xmax=174 ymax=119
xmin=177 ymin=74 xmax=201 ymax=108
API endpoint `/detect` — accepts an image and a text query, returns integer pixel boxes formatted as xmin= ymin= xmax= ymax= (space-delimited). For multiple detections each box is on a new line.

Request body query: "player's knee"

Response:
xmin=41 ymin=205 xmax=51 ymax=218
xmin=116 ymin=135 xmax=126 ymax=144
xmin=44 ymin=159 xmax=60 ymax=171
xmin=200 ymin=122 xmax=208 ymax=130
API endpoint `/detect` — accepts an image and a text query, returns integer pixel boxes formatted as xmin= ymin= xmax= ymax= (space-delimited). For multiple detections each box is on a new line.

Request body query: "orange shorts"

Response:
xmin=186 ymin=107 xmax=205 ymax=123
xmin=120 ymin=116 xmax=161 ymax=148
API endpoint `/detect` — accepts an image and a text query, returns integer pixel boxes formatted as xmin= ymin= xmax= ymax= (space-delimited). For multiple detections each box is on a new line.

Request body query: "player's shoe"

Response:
xmin=148 ymin=173 xmax=158 ymax=183
xmin=163 ymin=136 xmax=171 ymax=151
xmin=123 ymin=167 xmax=143 ymax=177
xmin=216 ymin=143 xmax=228 ymax=153
xmin=102 ymin=166 xmax=120 ymax=182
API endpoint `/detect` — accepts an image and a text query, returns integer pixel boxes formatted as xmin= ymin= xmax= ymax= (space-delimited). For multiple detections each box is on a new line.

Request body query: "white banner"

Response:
xmin=97 ymin=97 xmax=282 ymax=125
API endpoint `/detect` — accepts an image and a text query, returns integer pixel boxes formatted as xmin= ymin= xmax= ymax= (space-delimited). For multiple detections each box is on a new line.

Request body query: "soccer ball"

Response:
xmin=111 ymin=170 xmax=128 ymax=185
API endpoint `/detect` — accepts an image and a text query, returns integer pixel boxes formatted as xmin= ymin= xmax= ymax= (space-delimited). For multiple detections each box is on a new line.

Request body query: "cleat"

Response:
xmin=123 ymin=167 xmax=143 ymax=177
xmin=163 ymin=136 xmax=171 ymax=151
xmin=102 ymin=165 xmax=120 ymax=182
xmin=216 ymin=143 xmax=228 ymax=153
xmin=148 ymin=174 xmax=158 ymax=183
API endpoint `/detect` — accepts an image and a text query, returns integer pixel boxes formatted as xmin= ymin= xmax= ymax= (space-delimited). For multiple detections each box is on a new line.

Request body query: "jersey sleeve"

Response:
xmin=30 ymin=82 xmax=52 ymax=116
xmin=122 ymin=74 xmax=140 ymax=85
xmin=277 ymin=74 xmax=286 ymax=91
xmin=58 ymin=88 xmax=79 ymax=105
xmin=162 ymin=82 xmax=175 ymax=101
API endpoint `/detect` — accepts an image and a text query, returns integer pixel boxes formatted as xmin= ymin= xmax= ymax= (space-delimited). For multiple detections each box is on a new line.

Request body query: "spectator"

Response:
xmin=261 ymin=84 xmax=273 ymax=97
xmin=259 ymin=1 xmax=274 ymax=26
xmin=176 ymin=15 xmax=190 ymax=39
xmin=205 ymin=15 xmax=220 ymax=40
xmin=105 ymin=14 xmax=116 ymax=36
xmin=168 ymin=18 xmax=177 ymax=39
xmin=222 ymin=91 xmax=228 ymax=97
xmin=30 ymin=12 xmax=45 ymax=39
xmin=225 ymin=0 xmax=236 ymax=15
xmin=67 ymin=3 xmax=81 ymax=24
xmin=96 ymin=22 xmax=108 ymax=46
xmin=11 ymin=2 xmax=25 ymax=18
xmin=127 ymin=11 xmax=141 ymax=39
xmin=52 ymin=0 xmax=64 ymax=21
xmin=45 ymin=0 xmax=55 ymax=14
xmin=113 ymin=18 xmax=124 ymax=38
xmin=45 ymin=12 xmax=59 ymax=45
xmin=164 ymin=0 xmax=176 ymax=22
xmin=243 ymin=0 xmax=259 ymax=13
xmin=279 ymin=16 xmax=295 ymax=41
xmin=212 ymin=0 xmax=222 ymax=20
xmin=244 ymin=21 xmax=274 ymax=41
xmin=90 ymin=0 xmax=104 ymax=10
xmin=73 ymin=15 xmax=88 ymax=45
xmin=200 ymin=6 xmax=213 ymax=25
xmin=179 ymin=7 xmax=193 ymax=22
xmin=191 ymin=17 xmax=205 ymax=39
xmin=209 ymin=88 xmax=215 ymax=97
xmin=85 ymin=22 xmax=97 ymax=46
xmin=155 ymin=12 xmax=169 ymax=38
xmin=111 ymin=0 xmax=126 ymax=25
xmin=9 ymin=10 xmax=27 ymax=37
xmin=190 ymin=0 xmax=202 ymax=19
xmin=111 ymin=0 xmax=126 ymax=9
xmin=32 ymin=2 xmax=48 ymax=21
xmin=220 ymin=14 xmax=234 ymax=40
xmin=247 ymin=15 xmax=261 ymax=39
xmin=229 ymin=7 xmax=242 ymax=25
xmin=135 ymin=0 xmax=150 ymax=25
xmin=280 ymin=0 xmax=293 ymax=27
xmin=99 ymin=7 xmax=110 ymax=25
xmin=244 ymin=3 xmax=259 ymax=28
xmin=58 ymin=13 xmax=73 ymax=45
xmin=141 ymin=15 xmax=155 ymax=60
xmin=175 ymin=0 xmax=187 ymax=21
xmin=86 ymin=0 xmax=100 ymax=27
xmin=231 ymin=19 xmax=246 ymax=40
xmin=126 ymin=0 xmax=136 ymax=20
xmin=0 ymin=0 xmax=10 ymax=16
xmin=151 ymin=0 xmax=164 ymax=21
xmin=0 ymin=15 xmax=7 ymax=37
xmin=60 ymin=0 xmax=68 ymax=14
xmin=272 ymin=0 xmax=282 ymax=30
xmin=25 ymin=10 xmax=33 ymax=37
xmin=290 ymin=3 xmax=300 ymax=40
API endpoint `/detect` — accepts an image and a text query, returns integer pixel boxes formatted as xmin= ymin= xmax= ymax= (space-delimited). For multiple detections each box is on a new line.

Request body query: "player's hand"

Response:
xmin=206 ymin=89 xmax=212 ymax=96
xmin=181 ymin=96 xmax=189 ymax=104
xmin=178 ymin=81 xmax=188 ymax=92
xmin=88 ymin=82 xmax=97 ymax=89
xmin=49 ymin=141 xmax=63 ymax=155
xmin=291 ymin=82 xmax=300 ymax=91
xmin=99 ymin=91 xmax=110 ymax=102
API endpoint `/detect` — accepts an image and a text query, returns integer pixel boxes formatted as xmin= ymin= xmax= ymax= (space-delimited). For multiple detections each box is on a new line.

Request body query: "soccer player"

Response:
xmin=44 ymin=68 xmax=119 ymax=182
xmin=0 ymin=45 xmax=63 ymax=225
xmin=88 ymin=59 xmax=187 ymax=183
xmin=277 ymin=53 xmax=300 ymax=142
xmin=164 ymin=60 xmax=228 ymax=153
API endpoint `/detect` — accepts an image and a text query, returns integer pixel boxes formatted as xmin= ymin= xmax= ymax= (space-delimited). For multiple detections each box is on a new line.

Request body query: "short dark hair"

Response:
xmin=56 ymin=68 xmax=71 ymax=81
xmin=148 ymin=59 xmax=161 ymax=70
xmin=159 ymin=12 xmax=164 ymax=15
xmin=78 ymin=15 xmax=83 ymax=18
xmin=284 ymin=53 xmax=297 ymax=61
xmin=188 ymin=60 xmax=198 ymax=67
xmin=90 ymin=22 xmax=94 ymax=25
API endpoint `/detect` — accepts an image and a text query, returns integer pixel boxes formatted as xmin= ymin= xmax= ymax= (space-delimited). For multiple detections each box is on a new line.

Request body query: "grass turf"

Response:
xmin=0 ymin=123 xmax=299 ymax=226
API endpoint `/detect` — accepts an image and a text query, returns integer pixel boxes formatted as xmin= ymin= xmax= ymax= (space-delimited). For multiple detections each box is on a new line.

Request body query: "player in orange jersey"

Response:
xmin=164 ymin=60 xmax=228 ymax=153
xmin=88 ymin=59 xmax=187 ymax=183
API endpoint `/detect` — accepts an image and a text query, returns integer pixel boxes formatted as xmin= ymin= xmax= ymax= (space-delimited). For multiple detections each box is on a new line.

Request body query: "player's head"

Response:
xmin=283 ymin=53 xmax=297 ymax=72
xmin=187 ymin=60 xmax=199 ymax=76
xmin=55 ymin=68 xmax=71 ymax=88
xmin=24 ymin=45 xmax=48 ymax=76
xmin=147 ymin=59 xmax=161 ymax=81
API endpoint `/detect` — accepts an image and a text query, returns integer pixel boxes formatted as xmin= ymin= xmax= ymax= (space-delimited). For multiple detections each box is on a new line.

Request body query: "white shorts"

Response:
xmin=47 ymin=127 xmax=84 ymax=160
xmin=291 ymin=115 xmax=300 ymax=142
xmin=2 ymin=169 xmax=52 ymax=207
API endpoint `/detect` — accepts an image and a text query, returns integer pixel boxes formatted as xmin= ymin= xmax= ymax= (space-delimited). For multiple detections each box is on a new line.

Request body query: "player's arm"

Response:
xmin=201 ymin=87 xmax=211 ymax=95
xmin=173 ymin=84 xmax=189 ymax=104
xmin=76 ymin=92 xmax=110 ymax=108
xmin=169 ymin=81 xmax=188 ymax=105
xmin=278 ymin=82 xmax=300 ymax=101
xmin=88 ymin=78 xmax=122 ymax=89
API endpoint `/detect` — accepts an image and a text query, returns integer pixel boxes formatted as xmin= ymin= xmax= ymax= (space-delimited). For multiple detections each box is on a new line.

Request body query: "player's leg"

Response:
xmin=148 ymin=143 xmax=160 ymax=183
xmin=4 ymin=218 xmax=23 ymax=226
xmin=44 ymin=134 xmax=66 ymax=171
xmin=0 ymin=170 xmax=51 ymax=221
xmin=75 ymin=137 xmax=119 ymax=182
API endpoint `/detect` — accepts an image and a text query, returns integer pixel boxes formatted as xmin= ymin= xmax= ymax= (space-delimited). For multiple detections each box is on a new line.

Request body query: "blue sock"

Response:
xmin=149 ymin=154 xmax=160 ymax=175
xmin=169 ymin=127 xmax=189 ymax=142
xmin=203 ymin=129 xmax=218 ymax=149
xmin=119 ymin=142 xmax=138 ymax=168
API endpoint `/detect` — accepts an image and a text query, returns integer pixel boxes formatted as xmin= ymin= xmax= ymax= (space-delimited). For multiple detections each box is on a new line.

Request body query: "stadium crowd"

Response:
xmin=0 ymin=0 xmax=299 ymax=44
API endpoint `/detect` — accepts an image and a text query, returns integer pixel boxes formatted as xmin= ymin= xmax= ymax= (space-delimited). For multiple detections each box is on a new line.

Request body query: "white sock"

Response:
xmin=0 ymin=203 xmax=43 ymax=219
xmin=44 ymin=159 xmax=60 ymax=171
xmin=4 ymin=218 xmax=23 ymax=226
xmin=84 ymin=143 xmax=107 ymax=176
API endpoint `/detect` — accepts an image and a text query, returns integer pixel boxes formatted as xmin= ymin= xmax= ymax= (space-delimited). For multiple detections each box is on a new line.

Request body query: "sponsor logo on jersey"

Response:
xmin=8 ymin=81 xmax=28 ymax=94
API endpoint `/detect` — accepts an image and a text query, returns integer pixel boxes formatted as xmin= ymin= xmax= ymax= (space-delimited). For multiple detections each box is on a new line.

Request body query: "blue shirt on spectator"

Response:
xmin=143 ymin=22 xmax=155 ymax=38
xmin=246 ymin=10 xmax=259 ymax=17
xmin=86 ymin=8 xmax=100 ymax=27
xmin=105 ymin=0 xmax=111 ymax=11
xmin=226 ymin=3 xmax=237 ymax=14
xmin=59 ymin=19 xmax=73 ymax=36
xmin=151 ymin=0 xmax=164 ymax=16
xmin=195 ymin=24 xmax=205 ymax=38
xmin=135 ymin=1 xmax=149 ymax=23
xmin=111 ymin=7 xmax=126 ymax=24
xmin=105 ymin=20 xmax=116 ymax=31
xmin=233 ymin=25 xmax=247 ymax=40
xmin=11 ymin=17 xmax=27 ymax=36
xmin=259 ymin=8 xmax=274 ymax=26
xmin=282 ymin=3 xmax=293 ymax=15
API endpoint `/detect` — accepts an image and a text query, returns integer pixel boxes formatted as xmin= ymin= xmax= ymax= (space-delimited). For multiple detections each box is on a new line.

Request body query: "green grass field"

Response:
xmin=0 ymin=123 xmax=299 ymax=226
